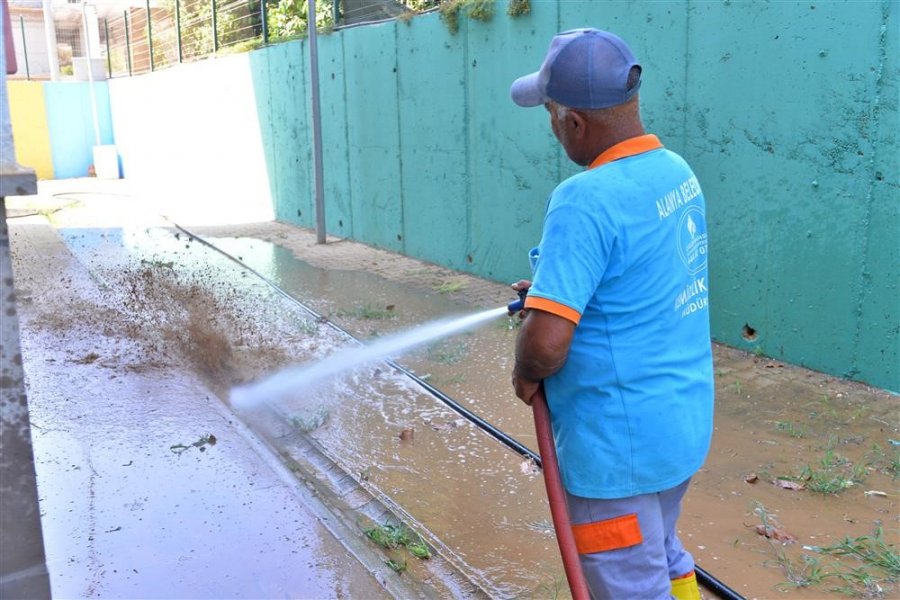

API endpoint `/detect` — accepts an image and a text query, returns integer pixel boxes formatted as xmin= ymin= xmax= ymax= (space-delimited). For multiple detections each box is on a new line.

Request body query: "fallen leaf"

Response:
xmin=774 ymin=479 xmax=805 ymax=491
xmin=744 ymin=473 xmax=758 ymax=484
xmin=755 ymin=525 xmax=797 ymax=544
xmin=398 ymin=428 xmax=414 ymax=442
xmin=864 ymin=490 xmax=888 ymax=498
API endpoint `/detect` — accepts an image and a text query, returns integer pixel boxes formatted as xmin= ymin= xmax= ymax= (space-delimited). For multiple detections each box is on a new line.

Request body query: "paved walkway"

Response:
xmin=4 ymin=178 xmax=896 ymax=600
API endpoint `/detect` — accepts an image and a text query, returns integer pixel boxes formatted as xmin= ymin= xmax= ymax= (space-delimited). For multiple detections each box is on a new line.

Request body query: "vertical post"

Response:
xmin=41 ymin=0 xmax=58 ymax=80
xmin=81 ymin=3 xmax=101 ymax=148
xmin=308 ymin=0 xmax=325 ymax=243
xmin=211 ymin=0 xmax=218 ymax=53
xmin=124 ymin=10 xmax=131 ymax=76
xmin=145 ymin=0 xmax=153 ymax=71
xmin=18 ymin=16 xmax=29 ymax=80
xmin=260 ymin=0 xmax=267 ymax=44
xmin=175 ymin=0 xmax=182 ymax=62
xmin=332 ymin=0 xmax=339 ymax=26
xmin=103 ymin=18 xmax=111 ymax=78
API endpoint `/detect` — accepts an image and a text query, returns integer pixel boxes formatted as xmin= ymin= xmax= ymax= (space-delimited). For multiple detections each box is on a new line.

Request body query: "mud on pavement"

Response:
xmin=6 ymin=182 xmax=899 ymax=600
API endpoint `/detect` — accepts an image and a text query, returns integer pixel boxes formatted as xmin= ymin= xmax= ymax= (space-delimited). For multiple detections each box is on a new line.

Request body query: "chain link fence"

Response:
xmin=9 ymin=0 xmax=442 ymax=80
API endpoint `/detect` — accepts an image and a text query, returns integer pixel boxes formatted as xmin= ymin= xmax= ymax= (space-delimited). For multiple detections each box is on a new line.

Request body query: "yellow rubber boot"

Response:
xmin=671 ymin=571 xmax=701 ymax=600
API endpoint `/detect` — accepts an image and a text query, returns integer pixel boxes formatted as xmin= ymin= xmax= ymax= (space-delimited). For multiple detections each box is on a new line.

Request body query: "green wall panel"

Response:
xmin=318 ymin=35 xmax=355 ymax=238
xmin=681 ymin=1 xmax=898 ymax=389
xmin=396 ymin=15 xmax=469 ymax=270
xmin=465 ymin=10 xmax=562 ymax=283
xmin=251 ymin=41 xmax=314 ymax=227
xmin=343 ymin=22 xmax=404 ymax=252
xmin=855 ymin=0 xmax=899 ymax=390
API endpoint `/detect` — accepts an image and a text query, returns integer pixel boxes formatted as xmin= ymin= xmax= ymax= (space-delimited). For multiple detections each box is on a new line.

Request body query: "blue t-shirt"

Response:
xmin=524 ymin=135 xmax=714 ymax=499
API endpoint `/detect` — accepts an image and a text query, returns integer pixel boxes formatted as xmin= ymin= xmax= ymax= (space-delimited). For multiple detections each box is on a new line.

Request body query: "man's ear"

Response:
xmin=568 ymin=110 xmax=588 ymax=138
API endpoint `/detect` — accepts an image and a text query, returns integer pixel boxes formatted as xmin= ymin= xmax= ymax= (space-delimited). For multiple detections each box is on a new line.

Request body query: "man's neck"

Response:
xmin=589 ymin=123 xmax=646 ymax=162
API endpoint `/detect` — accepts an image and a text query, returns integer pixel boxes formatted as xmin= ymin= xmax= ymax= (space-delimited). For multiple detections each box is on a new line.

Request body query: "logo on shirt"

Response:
xmin=677 ymin=205 xmax=708 ymax=275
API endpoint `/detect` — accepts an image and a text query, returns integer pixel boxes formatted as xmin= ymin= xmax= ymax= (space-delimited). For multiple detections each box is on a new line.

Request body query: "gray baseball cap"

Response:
xmin=510 ymin=28 xmax=641 ymax=109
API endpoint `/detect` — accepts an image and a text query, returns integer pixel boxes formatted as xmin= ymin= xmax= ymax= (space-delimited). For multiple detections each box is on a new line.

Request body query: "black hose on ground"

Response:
xmin=173 ymin=223 xmax=745 ymax=600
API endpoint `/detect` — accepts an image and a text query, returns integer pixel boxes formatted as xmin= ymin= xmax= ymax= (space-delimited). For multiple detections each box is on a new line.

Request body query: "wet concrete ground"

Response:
xmin=5 ymin=179 xmax=898 ymax=600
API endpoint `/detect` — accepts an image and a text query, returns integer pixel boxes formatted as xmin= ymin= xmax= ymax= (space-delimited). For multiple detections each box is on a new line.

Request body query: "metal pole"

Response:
xmin=103 ymin=18 xmax=111 ymax=78
xmin=123 ymin=10 xmax=132 ymax=76
xmin=81 ymin=2 xmax=102 ymax=148
xmin=211 ymin=0 xmax=217 ymax=53
xmin=19 ymin=16 xmax=30 ymax=80
xmin=175 ymin=0 xmax=182 ymax=62
xmin=41 ymin=0 xmax=59 ymax=80
xmin=260 ymin=0 xmax=267 ymax=44
xmin=145 ymin=0 xmax=153 ymax=71
xmin=332 ymin=0 xmax=339 ymax=26
xmin=308 ymin=0 xmax=325 ymax=244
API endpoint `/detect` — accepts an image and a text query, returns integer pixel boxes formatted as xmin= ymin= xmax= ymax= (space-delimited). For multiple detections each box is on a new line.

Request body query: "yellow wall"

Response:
xmin=7 ymin=81 xmax=54 ymax=179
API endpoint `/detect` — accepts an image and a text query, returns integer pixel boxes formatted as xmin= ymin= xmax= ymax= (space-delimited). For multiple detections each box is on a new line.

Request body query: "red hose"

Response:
xmin=532 ymin=387 xmax=592 ymax=600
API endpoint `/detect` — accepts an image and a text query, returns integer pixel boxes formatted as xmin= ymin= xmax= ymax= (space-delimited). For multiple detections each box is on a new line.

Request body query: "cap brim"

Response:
xmin=510 ymin=72 xmax=546 ymax=107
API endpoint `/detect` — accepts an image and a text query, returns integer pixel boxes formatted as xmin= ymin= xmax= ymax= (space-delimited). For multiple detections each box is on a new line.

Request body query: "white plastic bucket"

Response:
xmin=92 ymin=145 xmax=119 ymax=179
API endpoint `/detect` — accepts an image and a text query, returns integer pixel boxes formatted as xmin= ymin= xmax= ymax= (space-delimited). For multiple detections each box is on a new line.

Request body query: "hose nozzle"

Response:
xmin=507 ymin=288 xmax=528 ymax=314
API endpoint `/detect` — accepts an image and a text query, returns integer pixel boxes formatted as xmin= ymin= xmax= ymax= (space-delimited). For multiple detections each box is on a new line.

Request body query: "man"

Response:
xmin=509 ymin=29 xmax=714 ymax=600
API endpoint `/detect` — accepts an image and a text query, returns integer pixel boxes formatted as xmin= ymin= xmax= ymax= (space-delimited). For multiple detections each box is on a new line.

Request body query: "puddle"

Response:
xmin=11 ymin=195 xmax=898 ymax=600
xmin=205 ymin=235 xmax=898 ymax=600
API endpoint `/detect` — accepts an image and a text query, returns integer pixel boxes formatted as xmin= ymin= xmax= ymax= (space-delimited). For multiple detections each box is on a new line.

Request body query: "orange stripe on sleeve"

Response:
xmin=571 ymin=513 xmax=643 ymax=555
xmin=523 ymin=297 xmax=581 ymax=325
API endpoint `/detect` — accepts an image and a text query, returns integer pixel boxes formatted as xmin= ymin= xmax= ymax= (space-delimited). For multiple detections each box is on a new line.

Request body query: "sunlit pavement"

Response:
xmin=4 ymin=190 xmax=402 ymax=599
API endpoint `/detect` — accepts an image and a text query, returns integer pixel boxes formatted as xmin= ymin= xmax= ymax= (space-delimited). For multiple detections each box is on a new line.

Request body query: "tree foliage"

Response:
xmin=266 ymin=0 xmax=333 ymax=41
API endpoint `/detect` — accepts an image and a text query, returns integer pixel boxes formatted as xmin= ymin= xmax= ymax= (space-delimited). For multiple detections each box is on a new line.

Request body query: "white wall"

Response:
xmin=107 ymin=52 xmax=274 ymax=225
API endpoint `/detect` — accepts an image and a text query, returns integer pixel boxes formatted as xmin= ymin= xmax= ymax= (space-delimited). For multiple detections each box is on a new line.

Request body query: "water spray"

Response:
xmin=230 ymin=306 xmax=509 ymax=410
xmin=171 ymin=223 xmax=742 ymax=600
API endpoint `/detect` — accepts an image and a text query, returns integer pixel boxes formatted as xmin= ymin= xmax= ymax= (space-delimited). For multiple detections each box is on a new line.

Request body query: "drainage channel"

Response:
xmin=171 ymin=221 xmax=744 ymax=600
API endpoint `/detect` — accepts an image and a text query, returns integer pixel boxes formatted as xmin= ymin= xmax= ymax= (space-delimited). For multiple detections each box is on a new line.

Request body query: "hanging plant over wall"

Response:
xmin=507 ymin=0 xmax=529 ymax=17
xmin=439 ymin=0 xmax=495 ymax=35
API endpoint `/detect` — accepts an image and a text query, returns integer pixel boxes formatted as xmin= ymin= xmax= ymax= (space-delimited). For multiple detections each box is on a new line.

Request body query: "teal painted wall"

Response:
xmin=44 ymin=82 xmax=115 ymax=179
xmin=99 ymin=1 xmax=897 ymax=391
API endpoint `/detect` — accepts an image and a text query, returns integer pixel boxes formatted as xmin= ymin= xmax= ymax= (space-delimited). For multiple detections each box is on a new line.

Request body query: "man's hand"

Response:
xmin=512 ymin=371 xmax=541 ymax=406
xmin=511 ymin=308 xmax=575 ymax=406
xmin=510 ymin=280 xmax=532 ymax=318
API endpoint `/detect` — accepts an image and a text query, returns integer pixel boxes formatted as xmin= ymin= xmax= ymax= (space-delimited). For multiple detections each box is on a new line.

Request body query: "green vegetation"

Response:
xmin=265 ymin=0 xmax=334 ymax=42
xmin=772 ymin=528 xmax=900 ymax=597
xmin=507 ymin=0 xmax=530 ymax=17
xmin=337 ymin=303 xmax=396 ymax=321
xmin=426 ymin=341 xmax=468 ymax=365
xmin=434 ymin=279 xmax=466 ymax=294
xmin=533 ymin=574 xmax=564 ymax=599
xmin=385 ymin=557 xmax=407 ymax=573
xmin=794 ymin=444 xmax=867 ymax=494
xmin=815 ymin=528 xmax=900 ymax=579
xmin=291 ymin=408 xmax=329 ymax=432
xmin=770 ymin=550 xmax=827 ymax=589
xmin=439 ymin=0 xmax=495 ymax=35
xmin=866 ymin=443 xmax=900 ymax=479
xmin=775 ymin=420 xmax=807 ymax=438
xmin=403 ymin=0 xmax=439 ymax=11
xmin=363 ymin=522 xmax=432 ymax=560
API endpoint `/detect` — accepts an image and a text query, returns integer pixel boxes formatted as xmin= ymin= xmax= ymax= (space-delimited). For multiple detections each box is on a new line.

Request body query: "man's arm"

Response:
xmin=512 ymin=309 xmax=576 ymax=405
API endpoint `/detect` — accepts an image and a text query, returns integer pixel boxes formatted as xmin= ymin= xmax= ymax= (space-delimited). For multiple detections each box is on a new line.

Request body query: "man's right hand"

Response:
xmin=510 ymin=280 xmax=532 ymax=318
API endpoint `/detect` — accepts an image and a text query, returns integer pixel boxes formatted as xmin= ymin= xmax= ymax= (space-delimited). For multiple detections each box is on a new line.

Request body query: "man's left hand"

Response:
xmin=512 ymin=371 xmax=541 ymax=406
